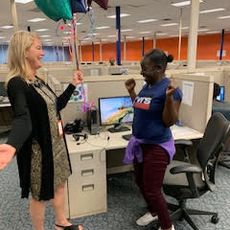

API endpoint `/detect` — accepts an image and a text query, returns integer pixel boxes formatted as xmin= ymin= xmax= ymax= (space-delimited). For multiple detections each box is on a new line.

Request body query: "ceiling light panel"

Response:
xmin=121 ymin=29 xmax=133 ymax=32
xmin=171 ymin=0 xmax=203 ymax=7
xmin=15 ymin=0 xmax=33 ymax=3
xmin=161 ymin=23 xmax=178 ymax=27
xmin=218 ymin=15 xmax=230 ymax=19
xmin=1 ymin=25 xmax=13 ymax=29
xmin=137 ymin=19 xmax=158 ymax=23
xmin=35 ymin=29 xmax=49 ymax=32
xmin=95 ymin=26 xmax=110 ymax=30
xmin=139 ymin=31 xmax=151 ymax=34
xmin=200 ymin=8 xmax=225 ymax=14
xmin=107 ymin=13 xmax=130 ymax=19
xmin=28 ymin=18 xmax=46 ymax=22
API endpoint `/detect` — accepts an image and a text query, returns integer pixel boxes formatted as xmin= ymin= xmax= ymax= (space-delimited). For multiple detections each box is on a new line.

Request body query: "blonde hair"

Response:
xmin=6 ymin=30 xmax=40 ymax=83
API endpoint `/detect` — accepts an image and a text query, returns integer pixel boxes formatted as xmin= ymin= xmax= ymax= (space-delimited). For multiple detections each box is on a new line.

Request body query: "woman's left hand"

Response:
xmin=72 ymin=70 xmax=83 ymax=86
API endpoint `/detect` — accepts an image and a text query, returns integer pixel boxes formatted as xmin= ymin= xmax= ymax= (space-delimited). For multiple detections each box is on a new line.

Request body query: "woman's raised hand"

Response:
xmin=125 ymin=78 xmax=136 ymax=93
xmin=72 ymin=70 xmax=83 ymax=86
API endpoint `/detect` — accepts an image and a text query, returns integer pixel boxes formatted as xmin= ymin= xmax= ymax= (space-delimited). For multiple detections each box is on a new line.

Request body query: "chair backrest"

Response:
xmin=197 ymin=112 xmax=230 ymax=188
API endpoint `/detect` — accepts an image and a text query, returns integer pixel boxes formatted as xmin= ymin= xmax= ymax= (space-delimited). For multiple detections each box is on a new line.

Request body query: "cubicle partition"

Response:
xmin=172 ymin=73 xmax=214 ymax=133
xmin=60 ymin=74 xmax=144 ymax=125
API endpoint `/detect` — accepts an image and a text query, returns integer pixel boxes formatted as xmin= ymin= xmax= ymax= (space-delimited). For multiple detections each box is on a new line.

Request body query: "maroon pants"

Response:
xmin=134 ymin=144 xmax=171 ymax=229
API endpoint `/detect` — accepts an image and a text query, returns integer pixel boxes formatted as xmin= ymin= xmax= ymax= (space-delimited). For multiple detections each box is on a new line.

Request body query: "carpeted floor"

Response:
xmin=0 ymin=155 xmax=230 ymax=230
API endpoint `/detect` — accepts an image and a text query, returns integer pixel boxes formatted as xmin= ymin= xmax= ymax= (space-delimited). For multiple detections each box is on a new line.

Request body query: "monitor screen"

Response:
xmin=98 ymin=96 xmax=134 ymax=126
xmin=216 ymin=86 xmax=225 ymax=102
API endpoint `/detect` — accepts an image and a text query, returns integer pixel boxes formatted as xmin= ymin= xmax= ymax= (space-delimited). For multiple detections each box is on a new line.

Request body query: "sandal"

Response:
xmin=55 ymin=223 xmax=84 ymax=230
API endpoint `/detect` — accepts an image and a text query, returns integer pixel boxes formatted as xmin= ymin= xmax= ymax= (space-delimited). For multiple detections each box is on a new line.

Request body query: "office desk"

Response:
xmin=65 ymin=125 xmax=203 ymax=219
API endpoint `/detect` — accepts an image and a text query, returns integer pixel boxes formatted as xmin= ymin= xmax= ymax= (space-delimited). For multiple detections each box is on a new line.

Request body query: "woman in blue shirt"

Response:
xmin=125 ymin=49 xmax=182 ymax=230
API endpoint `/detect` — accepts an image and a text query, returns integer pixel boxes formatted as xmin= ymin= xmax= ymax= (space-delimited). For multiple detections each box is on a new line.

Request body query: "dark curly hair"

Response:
xmin=144 ymin=48 xmax=174 ymax=71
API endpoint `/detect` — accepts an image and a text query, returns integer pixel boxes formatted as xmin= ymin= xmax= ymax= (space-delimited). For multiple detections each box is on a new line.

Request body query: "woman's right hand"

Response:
xmin=125 ymin=78 xmax=136 ymax=93
xmin=0 ymin=144 xmax=16 ymax=170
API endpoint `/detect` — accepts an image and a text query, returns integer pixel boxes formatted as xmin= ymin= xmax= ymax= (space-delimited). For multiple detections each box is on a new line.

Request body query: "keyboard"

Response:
xmin=122 ymin=134 xmax=132 ymax=141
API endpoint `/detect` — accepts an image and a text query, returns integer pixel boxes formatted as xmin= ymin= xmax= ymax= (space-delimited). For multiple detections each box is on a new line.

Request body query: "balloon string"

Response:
xmin=71 ymin=13 xmax=88 ymax=111
xmin=72 ymin=13 xmax=79 ymax=70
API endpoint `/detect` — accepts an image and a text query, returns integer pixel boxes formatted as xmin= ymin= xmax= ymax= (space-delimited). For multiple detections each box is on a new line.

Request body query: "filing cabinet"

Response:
xmin=65 ymin=149 xmax=107 ymax=218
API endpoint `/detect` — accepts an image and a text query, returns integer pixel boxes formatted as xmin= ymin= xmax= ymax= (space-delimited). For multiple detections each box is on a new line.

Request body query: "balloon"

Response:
xmin=71 ymin=0 xmax=87 ymax=13
xmin=87 ymin=0 xmax=109 ymax=10
xmin=34 ymin=0 xmax=72 ymax=21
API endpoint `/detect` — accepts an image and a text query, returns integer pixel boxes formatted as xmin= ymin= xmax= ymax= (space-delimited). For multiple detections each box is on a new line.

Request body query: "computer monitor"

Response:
xmin=98 ymin=96 xmax=133 ymax=132
xmin=216 ymin=86 xmax=225 ymax=102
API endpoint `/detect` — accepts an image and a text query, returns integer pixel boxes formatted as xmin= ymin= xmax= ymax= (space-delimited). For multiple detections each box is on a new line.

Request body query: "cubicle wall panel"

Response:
xmin=172 ymin=74 xmax=213 ymax=132
xmin=86 ymin=77 xmax=144 ymax=108
xmin=67 ymin=150 xmax=107 ymax=218
xmin=61 ymin=75 xmax=144 ymax=125
xmin=223 ymin=68 xmax=230 ymax=102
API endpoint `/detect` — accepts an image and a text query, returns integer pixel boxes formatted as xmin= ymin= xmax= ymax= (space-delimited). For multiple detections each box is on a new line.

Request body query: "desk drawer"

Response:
xmin=67 ymin=149 xmax=107 ymax=218
xmin=70 ymin=150 xmax=106 ymax=170
xmin=68 ymin=165 xmax=107 ymax=218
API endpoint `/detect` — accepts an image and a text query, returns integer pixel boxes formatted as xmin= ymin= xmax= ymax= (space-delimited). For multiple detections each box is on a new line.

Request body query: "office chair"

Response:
xmin=163 ymin=112 xmax=230 ymax=230
xmin=212 ymin=102 xmax=230 ymax=169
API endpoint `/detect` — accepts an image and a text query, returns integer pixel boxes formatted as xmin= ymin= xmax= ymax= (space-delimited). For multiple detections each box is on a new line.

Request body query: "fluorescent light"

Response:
xmin=137 ymin=19 xmax=158 ymax=23
xmin=107 ymin=13 xmax=130 ymax=19
xmin=121 ymin=29 xmax=133 ymax=32
xmin=1 ymin=25 xmax=13 ymax=29
xmin=15 ymin=0 xmax=33 ymax=3
xmin=40 ymin=35 xmax=50 ymax=38
xmin=198 ymin=28 xmax=210 ymax=32
xmin=0 ymin=37 xmax=5 ymax=39
xmin=126 ymin=36 xmax=135 ymax=39
xmin=171 ymin=0 xmax=203 ymax=7
xmin=181 ymin=26 xmax=189 ymax=30
xmin=95 ymin=26 xmax=110 ymax=30
xmin=35 ymin=29 xmax=49 ymax=32
xmin=205 ymin=31 xmax=220 ymax=34
xmin=28 ymin=18 xmax=46 ymax=22
xmin=43 ymin=39 xmax=52 ymax=42
xmin=161 ymin=23 xmax=178 ymax=27
xmin=200 ymin=8 xmax=225 ymax=14
xmin=107 ymin=35 xmax=116 ymax=38
xmin=156 ymin=33 xmax=168 ymax=36
xmin=218 ymin=15 xmax=230 ymax=19
xmin=139 ymin=31 xmax=151 ymax=34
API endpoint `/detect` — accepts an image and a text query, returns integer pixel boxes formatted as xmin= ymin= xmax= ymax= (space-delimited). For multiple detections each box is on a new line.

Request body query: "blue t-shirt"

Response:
xmin=132 ymin=77 xmax=182 ymax=143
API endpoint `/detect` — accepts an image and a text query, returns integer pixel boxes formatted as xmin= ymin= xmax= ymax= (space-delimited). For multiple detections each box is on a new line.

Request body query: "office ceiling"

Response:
xmin=0 ymin=0 xmax=230 ymax=46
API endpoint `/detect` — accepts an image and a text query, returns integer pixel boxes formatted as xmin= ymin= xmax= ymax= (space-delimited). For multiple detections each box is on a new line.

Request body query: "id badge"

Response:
xmin=57 ymin=120 xmax=63 ymax=136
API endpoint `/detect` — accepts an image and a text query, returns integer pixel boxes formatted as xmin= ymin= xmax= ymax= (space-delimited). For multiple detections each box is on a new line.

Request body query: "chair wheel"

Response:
xmin=211 ymin=214 xmax=219 ymax=224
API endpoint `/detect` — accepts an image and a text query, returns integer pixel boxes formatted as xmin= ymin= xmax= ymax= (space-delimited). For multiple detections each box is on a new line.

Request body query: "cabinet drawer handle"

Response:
xmin=82 ymin=184 xmax=94 ymax=191
xmin=81 ymin=169 xmax=94 ymax=176
xmin=80 ymin=153 xmax=93 ymax=161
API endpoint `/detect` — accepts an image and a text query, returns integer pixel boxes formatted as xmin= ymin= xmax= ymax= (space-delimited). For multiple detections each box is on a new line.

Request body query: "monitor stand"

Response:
xmin=108 ymin=124 xmax=130 ymax=133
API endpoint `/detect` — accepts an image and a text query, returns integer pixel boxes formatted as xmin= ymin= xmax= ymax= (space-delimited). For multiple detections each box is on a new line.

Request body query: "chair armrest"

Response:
xmin=174 ymin=139 xmax=193 ymax=163
xmin=170 ymin=164 xmax=202 ymax=174
xmin=175 ymin=139 xmax=193 ymax=146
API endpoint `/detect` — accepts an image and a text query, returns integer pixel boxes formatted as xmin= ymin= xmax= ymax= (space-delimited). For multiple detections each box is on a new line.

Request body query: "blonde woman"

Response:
xmin=0 ymin=31 xmax=84 ymax=230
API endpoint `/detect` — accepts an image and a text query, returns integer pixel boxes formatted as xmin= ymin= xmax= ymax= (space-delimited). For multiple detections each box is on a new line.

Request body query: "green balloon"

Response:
xmin=34 ymin=0 xmax=72 ymax=21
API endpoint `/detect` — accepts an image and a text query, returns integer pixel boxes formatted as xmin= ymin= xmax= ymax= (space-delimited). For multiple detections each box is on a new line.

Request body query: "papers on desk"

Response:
xmin=171 ymin=125 xmax=203 ymax=140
